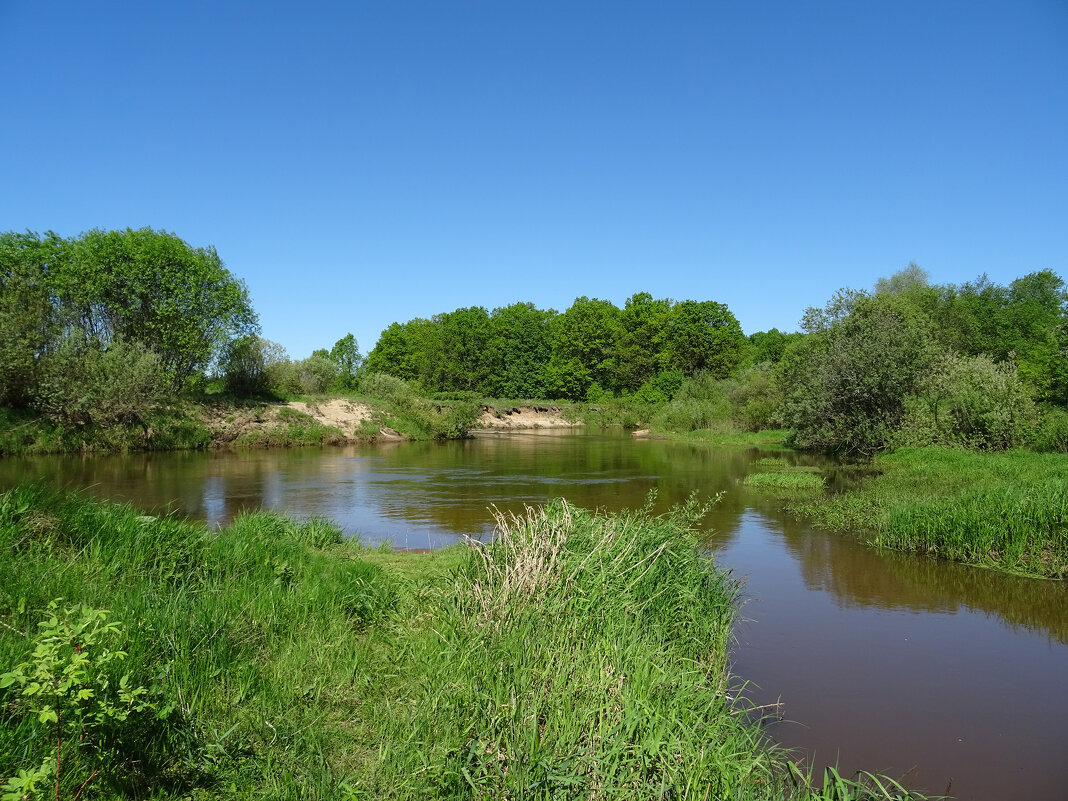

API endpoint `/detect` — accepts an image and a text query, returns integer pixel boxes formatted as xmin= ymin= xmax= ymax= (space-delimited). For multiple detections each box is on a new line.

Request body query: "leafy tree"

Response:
xmin=483 ymin=303 xmax=554 ymax=398
xmin=221 ymin=336 xmax=289 ymax=397
xmin=781 ymin=295 xmax=936 ymax=455
xmin=613 ymin=293 xmax=672 ymax=392
xmin=800 ymin=287 xmax=868 ymax=334
xmin=296 ymin=354 xmax=339 ymax=394
xmin=329 ymin=333 xmax=363 ymax=391
xmin=661 ymin=300 xmax=745 ymax=378
xmin=547 ymin=297 xmax=622 ymax=399
xmin=874 ymin=262 xmax=930 ymax=296
xmin=57 ymin=229 xmax=258 ymax=391
xmin=897 ymin=353 xmax=1036 ymax=450
xmin=434 ymin=307 xmax=492 ymax=392
xmin=746 ymin=328 xmax=805 ymax=365
xmin=0 ymin=232 xmax=65 ymax=407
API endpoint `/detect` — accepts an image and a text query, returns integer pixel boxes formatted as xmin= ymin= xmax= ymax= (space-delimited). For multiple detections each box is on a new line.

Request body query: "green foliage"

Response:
xmin=328 ymin=333 xmax=362 ymax=391
xmin=35 ymin=335 xmax=167 ymax=428
xmin=782 ymin=295 xmax=936 ymax=455
xmin=895 ymin=353 xmax=1036 ymax=450
xmin=359 ymin=371 xmax=415 ymax=402
xmin=0 ymin=228 xmax=258 ymax=431
xmin=1 ymin=602 xmax=153 ymax=799
xmin=365 ymin=293 xmax=748 ymax=401
xmin=745 ymin=328 xmax=806 ymax=367
xmin=294 ymin=354 xmax=338 ymax=394
xmin=1032 ymin=405 xmax=1068 ymax=453
xmin=743 ymin=470 xmax=824 ymax=490
xmin=483 ymin=302 xmax=554 ymax=398
xmin=661 ymin=299 xmax=746 ymax=377
xmin=56 ymin=229 xmax=257 ymax=391
xmin=0 ymin=232 xmax=64 ymax=408
xmin=792 ymin=447 xmax=1068 ymax=577
xmin=0 ymin=488 xmax=929 ymax=800
xmin=0 ymin=487 xmax=399 ymax=798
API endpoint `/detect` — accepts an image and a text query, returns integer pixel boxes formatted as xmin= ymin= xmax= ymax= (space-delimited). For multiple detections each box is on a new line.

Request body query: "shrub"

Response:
xmin=1032 ymin=405 xmax=1068 ymax=453
xmin=36 ymin=335 xmax=167 ymax=428
xmin=898 ymin=353 xmax=1036 ymax=450
xmin=220 ymin=336 xmax=289 ymax=397
xmin=295 ymin=354 xmax=338 ymax=394
xmin=781 ymin=295 xmax=936 ymax=455
xmin=359 ymin=372 xmax=414 ymax=402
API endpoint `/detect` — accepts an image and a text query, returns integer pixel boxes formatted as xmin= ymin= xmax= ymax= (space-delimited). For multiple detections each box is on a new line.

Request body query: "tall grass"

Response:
xmin=1 ymin=487 xmax=928 ymax=799
xmin=794 ymin=448 xmax=1068 ymax=578
xmin=0 ymin=485 xmax=396 ymax=799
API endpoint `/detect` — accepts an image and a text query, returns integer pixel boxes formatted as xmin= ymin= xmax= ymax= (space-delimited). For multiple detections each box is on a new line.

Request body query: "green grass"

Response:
xmin=745 ymin=471 xmax=825 ymax=490
xmin=0 ymin=406 xmax=212 ymax=457
xmin=233 ymin=406 xmax=348 ymax=447
xmin=0 ymin=486 xmax=929 ymax=800
xmin=793 ymin=447 xmax=1068 ymax=578
xmin=666 ymin=428 xmax=791 ymax=449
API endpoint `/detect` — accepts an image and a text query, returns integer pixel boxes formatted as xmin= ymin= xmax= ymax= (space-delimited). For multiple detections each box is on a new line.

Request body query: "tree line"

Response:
xmin=364 ymin=294 xmax=747 ymax=401
xmin=758 ymin=265 xmax=1067 ymax=454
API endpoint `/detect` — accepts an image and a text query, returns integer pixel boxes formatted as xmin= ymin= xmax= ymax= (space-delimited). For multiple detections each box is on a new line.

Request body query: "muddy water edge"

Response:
xmin=0 ymin=430 xmax=1064 ymax=800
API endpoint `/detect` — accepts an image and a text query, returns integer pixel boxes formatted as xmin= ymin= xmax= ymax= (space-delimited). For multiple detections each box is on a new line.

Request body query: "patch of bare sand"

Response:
xmin=476 ymin=405 xmax=579 ymax=431
xmin=285 ymin=399 xmax=374 ymax=434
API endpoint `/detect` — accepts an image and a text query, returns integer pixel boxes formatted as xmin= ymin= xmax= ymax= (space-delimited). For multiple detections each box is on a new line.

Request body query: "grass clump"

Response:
xmin=745 ymin=471 xmax=825 ymax=491
xmin=794 ymin=447 xmax=1068 ymax=577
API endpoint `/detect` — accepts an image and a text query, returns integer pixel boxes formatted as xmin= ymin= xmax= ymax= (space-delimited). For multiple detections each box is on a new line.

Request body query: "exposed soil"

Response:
xmin=474 ymin=405 xmax=579 ymax=431
xmin=286 ymin=398 xmax=374 ymax=433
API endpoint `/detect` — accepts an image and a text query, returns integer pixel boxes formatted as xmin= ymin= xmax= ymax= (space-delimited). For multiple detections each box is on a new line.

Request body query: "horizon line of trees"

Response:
xmin=363 ymin=293 xmax=749 ymax=402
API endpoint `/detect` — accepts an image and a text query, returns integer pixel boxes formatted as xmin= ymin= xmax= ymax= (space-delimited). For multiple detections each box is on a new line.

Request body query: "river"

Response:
xmin=2 ymin=430 xmax=1065 ymax=800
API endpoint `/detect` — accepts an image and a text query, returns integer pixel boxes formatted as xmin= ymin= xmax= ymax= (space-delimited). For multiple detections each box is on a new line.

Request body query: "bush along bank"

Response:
xmin=0 ymin=486 xmax=928 ymax=800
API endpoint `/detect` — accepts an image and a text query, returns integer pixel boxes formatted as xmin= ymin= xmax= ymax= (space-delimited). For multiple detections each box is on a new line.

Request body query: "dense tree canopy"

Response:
xmin=0 ymin=228 xmax=258 ymax=416
xmin=364 ymin=294 xmax=747 ymax=400
xmin=781 ymin=266 xmax=1068 ymax=454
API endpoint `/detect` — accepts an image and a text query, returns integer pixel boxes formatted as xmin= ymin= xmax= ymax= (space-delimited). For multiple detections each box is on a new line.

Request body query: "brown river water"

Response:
xmin=1 ymin=430 xmax=1065 ymax=800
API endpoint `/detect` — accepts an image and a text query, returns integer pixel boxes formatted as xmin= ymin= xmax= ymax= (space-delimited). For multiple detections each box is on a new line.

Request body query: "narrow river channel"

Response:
xmin=2 ymin=431 xmax=1065 ymax=800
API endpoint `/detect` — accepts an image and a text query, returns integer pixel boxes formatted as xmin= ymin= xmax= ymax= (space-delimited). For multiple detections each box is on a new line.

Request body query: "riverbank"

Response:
xmin=786 ymin=447 xmax=1068 ymax=579
xmin=0 ymin=398 xmax=582 ymax=457
xmin=0 ymin=486 xmax=926 ymax=800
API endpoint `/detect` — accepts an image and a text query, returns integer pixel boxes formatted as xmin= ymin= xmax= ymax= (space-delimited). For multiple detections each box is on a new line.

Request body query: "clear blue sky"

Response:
xmin=3 ymin=1 xmax=1066 ymax=359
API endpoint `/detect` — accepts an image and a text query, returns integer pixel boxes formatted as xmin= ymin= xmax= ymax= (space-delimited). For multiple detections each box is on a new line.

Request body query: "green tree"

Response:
xmin=329 ymin=333 xmax=363 ymax=390
xmin=781 ymin=294 xmax=936 ymax=455
xmin=546 ymin=297 xmax=621 ymax=399
xmin=661 ymin=300 xmax=745 ymax=378
xmin=613 ymin=293 xmax=672 ymax=392
xmin=0 ymin=232 xmax=66 ymax=407
xmin=484 ymin=303 xmax=554 ymax=398
xmin=57 ymin=228 xmax=258 ymax=391
xmin=434 ymin=307 xmax=492 ymax=392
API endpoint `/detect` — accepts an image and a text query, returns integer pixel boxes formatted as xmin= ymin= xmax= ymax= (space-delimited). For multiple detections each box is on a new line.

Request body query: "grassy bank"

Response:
xmin=0 ymin=487 xmax=924 ymax=800
xmin=0 ymin=391 xmax=485 ymax=457
xmin=792 ymin=448 xmax=1068 ymax=578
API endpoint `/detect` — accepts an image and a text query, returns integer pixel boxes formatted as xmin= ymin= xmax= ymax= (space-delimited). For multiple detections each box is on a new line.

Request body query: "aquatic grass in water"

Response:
xmin=745 ymin=471 xmax=825 ymax=490
xmin=794 ymin=447 xmax=1068 ymax=578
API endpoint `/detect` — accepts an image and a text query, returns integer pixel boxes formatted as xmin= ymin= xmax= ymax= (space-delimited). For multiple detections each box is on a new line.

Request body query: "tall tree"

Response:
xmin=329 ymin=333 xmax=363 ymax=390
xmin=662 ymin=300 xmax=745 ymax=378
